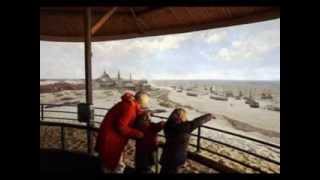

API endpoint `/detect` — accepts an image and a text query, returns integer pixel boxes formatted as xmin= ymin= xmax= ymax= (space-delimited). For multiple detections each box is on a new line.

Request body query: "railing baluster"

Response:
xmin=41 ymin=104 xmax=44 ymax=121
xmin=196 ymin=126 xmax=201 ymax=152
xmin=87 ymin=108 xmax=95 ymax=155
xmin=155 ymin=146 xmax=159 ymax=173
xmin=87 ymin=129 xmax=92 ymax=154
xmin=61 ymin=126 xmax=65 ymax=151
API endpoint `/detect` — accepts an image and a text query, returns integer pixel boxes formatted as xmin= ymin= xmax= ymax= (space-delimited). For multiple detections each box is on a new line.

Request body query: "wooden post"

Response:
xmin=84 ymin=7 xmax=94 ymax=155
xmin=84 ymin=7 xmax=93 ymax=105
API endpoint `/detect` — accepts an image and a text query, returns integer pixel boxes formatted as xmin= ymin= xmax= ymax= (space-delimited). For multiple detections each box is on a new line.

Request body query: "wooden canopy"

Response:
xmin=40 ymin=6 xmax=280 ymax=42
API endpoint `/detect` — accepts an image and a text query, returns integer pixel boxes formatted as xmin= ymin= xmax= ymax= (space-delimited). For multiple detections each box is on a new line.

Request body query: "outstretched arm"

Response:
xmin=186 ymin=114 xmax=215 ymax=133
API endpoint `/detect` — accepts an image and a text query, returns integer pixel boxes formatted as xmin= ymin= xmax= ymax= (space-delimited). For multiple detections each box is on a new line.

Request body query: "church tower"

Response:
xmin=117 ymin=70 xmax=121 ymax=80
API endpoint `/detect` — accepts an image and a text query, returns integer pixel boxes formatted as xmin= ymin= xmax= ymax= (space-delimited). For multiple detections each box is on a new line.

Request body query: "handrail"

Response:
xmin=42 ymin=106 xmax=280 ymax=149
xmin=157 ymin=134 xmax=264 ymax=173
xmin=92 ymin=110 xmax=280 ymax=149
xmin=42 ymin=116 xmax=78 ymax=121
xmin=151 ymin=114 xmax=280 ymax=149
xmin=199 ymin=135 xmax=279 ymax=165
xmin=201 ymin=125 xmax=280 ymax=149
xmin=40 ymin=103 xmax=280 ymax=148
xmin=40 ymin=103 xmax=280 ymax=173
xmin=94 ymin=114 xmax=105 ymax=117
xmin=44 ymin=110 xmax=77 ymax=114
xmin=41 ymin=103 xmax=78 ymax=109
xmin=93 ymin=107 xmax=110 ymax=111
xmin=40 ymin=121 xmax=245 ymax=173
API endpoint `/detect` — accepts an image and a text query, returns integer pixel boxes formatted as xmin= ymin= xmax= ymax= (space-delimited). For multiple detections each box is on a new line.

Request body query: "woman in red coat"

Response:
xmin=95 ymin=91 xmax=150 ymax=173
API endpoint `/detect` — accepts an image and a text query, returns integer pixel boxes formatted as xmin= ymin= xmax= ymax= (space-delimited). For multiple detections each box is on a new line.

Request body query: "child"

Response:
xmin=160 ymin=108 xmax=215 ymax=174
xmin=134 ymin=112 xmax=165 ymax=173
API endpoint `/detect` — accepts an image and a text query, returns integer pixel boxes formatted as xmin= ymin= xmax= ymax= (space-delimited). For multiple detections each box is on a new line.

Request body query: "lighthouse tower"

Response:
xmin=117 ymin=70 xmax=121 ymax=80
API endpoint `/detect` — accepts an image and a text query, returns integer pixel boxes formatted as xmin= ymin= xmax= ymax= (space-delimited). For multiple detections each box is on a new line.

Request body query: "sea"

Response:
xmin=150 ymin=80 xmax=280 ymax=99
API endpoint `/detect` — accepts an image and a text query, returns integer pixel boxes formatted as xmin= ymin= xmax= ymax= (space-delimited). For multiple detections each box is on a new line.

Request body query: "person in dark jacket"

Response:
xmin=160 ymin=108 xmax=215 ymax=174
xmin=134 ymin=112 xmax=165 ymax=173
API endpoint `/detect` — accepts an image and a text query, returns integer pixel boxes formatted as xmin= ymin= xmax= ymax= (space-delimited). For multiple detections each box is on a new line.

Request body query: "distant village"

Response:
xmin=40 ymin=70 xmax=152 ymax=94
xmin=94 ymin=70 xmax=152 ymax=91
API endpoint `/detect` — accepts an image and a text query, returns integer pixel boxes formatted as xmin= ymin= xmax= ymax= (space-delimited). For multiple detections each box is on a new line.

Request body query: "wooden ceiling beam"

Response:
xmin=223 ymin=7 xmax=233 ymax=19
xmin=135 ymin=7 xmax=165 ymax=17
xmin=130 ymin=8 xmax=145 ymax=34
xmin=184 ymin=7 xmax=197 ymax=25
xmin=91 ymin=7 xmax=118 ymax=35
xmin=169 ymin=7 xmax=183 ymax=23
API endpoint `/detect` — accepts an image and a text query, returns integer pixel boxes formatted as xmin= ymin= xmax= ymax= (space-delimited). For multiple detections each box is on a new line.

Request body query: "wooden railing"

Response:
xmin=40 ymin=103 xmax=280 ymax=173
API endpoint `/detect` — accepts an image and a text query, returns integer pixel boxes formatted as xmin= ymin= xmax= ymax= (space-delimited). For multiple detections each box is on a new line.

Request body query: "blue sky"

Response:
xmin=40 ymin=18 xmax=280 ymax=80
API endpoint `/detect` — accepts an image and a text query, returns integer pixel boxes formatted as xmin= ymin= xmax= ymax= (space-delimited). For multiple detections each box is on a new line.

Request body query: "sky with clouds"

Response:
xmin=40 ymin=18 xmax=280 ymax=80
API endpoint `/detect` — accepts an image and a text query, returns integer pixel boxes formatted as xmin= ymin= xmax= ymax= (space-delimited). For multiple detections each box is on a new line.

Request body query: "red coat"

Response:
xmin=95 ymin=93 xmax=143 ymax=170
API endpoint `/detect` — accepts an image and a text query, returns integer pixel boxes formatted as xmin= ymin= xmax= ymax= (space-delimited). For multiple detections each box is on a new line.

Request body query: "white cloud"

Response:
xmin=140 ymin=35 xmax=189 ymax=51
xmin=89 ymin=33 xmax=193 ymax=78
xmin=93 ymin=33 xmax=191 ymax=60
xmin=210 ymin=28 xmax=279 ymax=62
xmin=204 ymin=30 xmax=228 ymax=44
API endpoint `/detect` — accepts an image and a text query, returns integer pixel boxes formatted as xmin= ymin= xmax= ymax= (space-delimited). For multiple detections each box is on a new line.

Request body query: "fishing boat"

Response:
xmin=261 ymin=93 xmax=273 ymax=100
xmin=235 ymin=90 xmax=243 ymax=100
xmin=265 ymin=104 xmax=280 ymax=112
xmin=225 ymin=91 xmax=234 ymax=98
xmin=186 ymin=92 xmax=198 ymax=97
xmin=245 ymin=98 xmax=260 ymax=108
xmin=210 ymin=95 xmax=228 ymax=101
xmin=249 ymin=101 xmax=260 ymax=108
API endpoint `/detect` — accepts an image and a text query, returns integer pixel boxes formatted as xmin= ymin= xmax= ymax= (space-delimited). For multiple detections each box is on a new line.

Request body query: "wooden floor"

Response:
xmin=40 ymin=149 xmax=137 ymax=174
xmin=40 ymin=149 xmax=220 ymax=174
xmin=40 ymin=149 xmax=102 ymax=174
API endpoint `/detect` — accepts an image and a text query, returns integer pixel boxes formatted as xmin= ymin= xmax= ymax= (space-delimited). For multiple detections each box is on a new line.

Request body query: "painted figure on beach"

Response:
xmin=95 ymin=91 xmax=150 ymax=173
xmin=160 ymin=108 xmax=215 ymax=174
